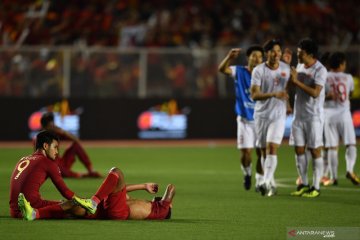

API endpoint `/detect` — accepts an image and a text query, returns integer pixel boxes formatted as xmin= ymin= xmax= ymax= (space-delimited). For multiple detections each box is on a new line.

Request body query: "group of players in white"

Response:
xmin=219 ymin=38 xmax=359 ymax=198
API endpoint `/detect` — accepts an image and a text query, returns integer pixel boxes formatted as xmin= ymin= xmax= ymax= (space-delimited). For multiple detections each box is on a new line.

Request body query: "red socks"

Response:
xmin=92 ymin=172 xmax=119 ymax=204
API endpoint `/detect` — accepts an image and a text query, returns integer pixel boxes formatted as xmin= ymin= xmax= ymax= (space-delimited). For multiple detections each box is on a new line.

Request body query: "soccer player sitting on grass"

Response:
xmin=40 ymin=112 xmax=101 ymax=178
xmin=18 ymin=167 xmax=175 ymax=220
xmin=10 ymin=130 xmax=79 ymax=218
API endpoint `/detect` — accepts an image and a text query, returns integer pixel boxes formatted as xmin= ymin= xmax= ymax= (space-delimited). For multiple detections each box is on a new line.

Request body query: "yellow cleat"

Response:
xmin=290 ymin=184 xmax=309 ymax=196
xmin=73 ymin=196 xmax=97 ymax=214
xmin=346 ymin=172 xmax=360 ymax=185
xmin=18 ymin=193 xmax=36 ymax=221
xmin=301 ymin=187 xmax=320 ymax=198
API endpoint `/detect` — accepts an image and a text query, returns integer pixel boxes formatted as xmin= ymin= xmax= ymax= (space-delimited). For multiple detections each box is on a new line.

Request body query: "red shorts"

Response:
xmin=146 ymin=200 xmax=171 ymax=220
xmin=87 ymin=188 xmax=130 ymax=220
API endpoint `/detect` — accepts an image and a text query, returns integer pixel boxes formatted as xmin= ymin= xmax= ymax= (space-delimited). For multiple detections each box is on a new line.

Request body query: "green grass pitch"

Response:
xmin=0 ymin=143 xmax=359 ymax=240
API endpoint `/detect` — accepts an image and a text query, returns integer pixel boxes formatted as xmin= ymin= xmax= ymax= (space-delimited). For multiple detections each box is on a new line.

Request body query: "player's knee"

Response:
xmin=109 ymin=167 xmax=125 ymax=189
xmin=109 ymin=167 xmax=124 ymax=178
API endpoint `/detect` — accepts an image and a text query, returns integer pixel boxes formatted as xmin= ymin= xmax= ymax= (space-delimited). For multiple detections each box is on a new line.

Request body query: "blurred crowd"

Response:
xmin=1 ymin=0 xmax=359 ymax=48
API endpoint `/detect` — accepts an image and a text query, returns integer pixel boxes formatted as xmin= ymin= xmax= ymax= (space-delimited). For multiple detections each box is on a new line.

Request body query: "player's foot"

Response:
xmin=295 ymin=176 xmax=302 ymax=185
xmin=346 ymin=172 xmax=360 ymax=185
xmin=267 ymin=186 xmax=277 ymax=197
xmin=290 ymin=184 xmax=310 ymax=196
xmin=18 ymin=193 xmax=36 ymax=221
xmin=301 ymin=187 xmax=320 ymax=198
xmin=323 ymin=179 xmax=338 ymax=186
xmin=73 ymin=196 xmax=97 ymax=214
xmin=258 ymin=183 xmax=268 ymax=196
xmin=244 ymin=175 xmax=251 ymax=190
xmin=320 ymin=176 xmax=330 ymax=185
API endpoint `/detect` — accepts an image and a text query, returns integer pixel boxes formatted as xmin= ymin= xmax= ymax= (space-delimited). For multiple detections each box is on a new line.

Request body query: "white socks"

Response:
xmin=296 ymin=154 xmax=308 ymax=186
xmin=264 ymin=155 xmax=277 ymax=186
xmin=327 ymin=149 xmax=338 ymax=180
xmin=241 ymin=164 xmax=252 ymax=176
xmin=346 ymin=145 xmax=357 ymax=173
xmin=313 ymin=157 xmax=324 ymax=190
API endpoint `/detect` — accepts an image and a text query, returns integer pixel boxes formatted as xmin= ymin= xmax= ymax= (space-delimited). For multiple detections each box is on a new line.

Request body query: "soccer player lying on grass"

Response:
xmin=40 ymin=112 xmax=101 ymax=178
xmin=10 ymin=130 xmax=79 ymax=218
xmin=18 ymin=167 xmax=175 ymax=220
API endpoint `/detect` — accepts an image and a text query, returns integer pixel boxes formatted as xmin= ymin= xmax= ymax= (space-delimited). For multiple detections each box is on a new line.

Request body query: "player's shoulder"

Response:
xmin=253 ymin=62 xmax=266 ymax=71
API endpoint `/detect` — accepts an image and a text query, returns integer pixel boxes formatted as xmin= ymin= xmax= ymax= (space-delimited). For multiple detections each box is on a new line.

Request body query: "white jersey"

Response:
xmin=293 ymin=60 xmax=327 ymax=121
xmin=251 ymin=61 xmax=290 ymax=120
xmin=324 ymin=71 xmax=354 ymax=118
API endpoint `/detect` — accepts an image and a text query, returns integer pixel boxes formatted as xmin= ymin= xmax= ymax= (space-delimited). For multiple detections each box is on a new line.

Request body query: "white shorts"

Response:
xmin=255 ymin=117 xmax=286 ymax=148
xmin=237 ymin=116 xmax=256 ymax=149
xmin=290 ymin=118 xmax=323 ymax=149
xmin=324 ymin=112 xmax=356 ymax=147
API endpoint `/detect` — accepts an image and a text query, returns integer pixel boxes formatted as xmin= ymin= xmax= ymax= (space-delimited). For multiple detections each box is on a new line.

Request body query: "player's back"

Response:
xmin=324 ymin=71 xmax=353 ymax=113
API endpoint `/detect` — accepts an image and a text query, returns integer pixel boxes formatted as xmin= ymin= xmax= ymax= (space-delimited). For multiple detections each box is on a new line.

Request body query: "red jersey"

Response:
xmin=9 ymin=150 xmax=74 ymax=217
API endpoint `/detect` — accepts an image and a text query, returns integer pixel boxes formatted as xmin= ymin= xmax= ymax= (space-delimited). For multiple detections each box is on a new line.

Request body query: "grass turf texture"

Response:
xmin=0 ymin=144 xmax=359 ymax=240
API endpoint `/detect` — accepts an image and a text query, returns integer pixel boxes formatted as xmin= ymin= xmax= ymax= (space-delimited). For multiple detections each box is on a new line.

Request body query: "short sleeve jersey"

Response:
xmin=229 ymin=65 xmax=255 ymax=121
xmin=294 ymin=60 xmax=327 ymax=121
xmin=324 ymin=71 xmax=353 ymax=117
xmin=251 ymin=61 xmax=290 ymax=120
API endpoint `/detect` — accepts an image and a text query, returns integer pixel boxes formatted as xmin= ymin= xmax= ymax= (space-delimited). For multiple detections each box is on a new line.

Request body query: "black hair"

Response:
xmin=246 ymin=45 xmax=264 ymax=57
xmin=40 ymin=112 xmax=54 ymax=128
xmin=35 ymin=130 xmax=59 ymax=150
xmin=329 ymin=52 xmax=346 ymax=69
xmin=298 ymin=38 xmax=318 ymax=57
xmin=263 ymin=39 xmax=281 ymax=52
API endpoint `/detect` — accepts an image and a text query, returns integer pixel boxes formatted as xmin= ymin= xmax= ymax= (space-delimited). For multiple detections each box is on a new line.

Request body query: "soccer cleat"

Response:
xmin=290 ymin=184 xmax=310 ymax=196
xmin=244 ymin=175 xmax=251 ymax=190
xmin=323 ymin=179 xmax=338 ymax=186
xmin=301 ymin=187 xmax=320 ymax=198
xmin=73 ymin=196 xmax=97 ymax=214
xmin=267 ymin=186 xmax=277 ymax=197
xmin=18 ymin=193 xmax=36 ymax=221
xmin=346 ymin=172 xmax=360 ymax=185
xmin=258 ymin=183 xmax=269 ymax=196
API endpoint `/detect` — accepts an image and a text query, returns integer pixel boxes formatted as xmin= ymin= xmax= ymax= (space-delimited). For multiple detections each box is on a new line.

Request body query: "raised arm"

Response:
xmin=218 ymin=48 xmax=241 ymax=75
xmin=126 ymin=183 xmax=158 ymax=194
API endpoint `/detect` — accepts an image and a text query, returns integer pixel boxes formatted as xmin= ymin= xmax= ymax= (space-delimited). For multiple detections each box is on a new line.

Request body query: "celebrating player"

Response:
xmin=10 ymin=130 xmax=77 ymax=218
xmin=250 ymin=39 xmax=291 ymax=196
xmin=323 ymin=51 xmax=360 ymax=186
xmin=289 ymin=38 xmax=327 ymax=198
xmin=218 ymin=45 xmax=264 ymax=191
xmin=40 ymin=112 xmax=101 ymax=178
xmin=18 ymin=167 xmax=175 ymax=221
